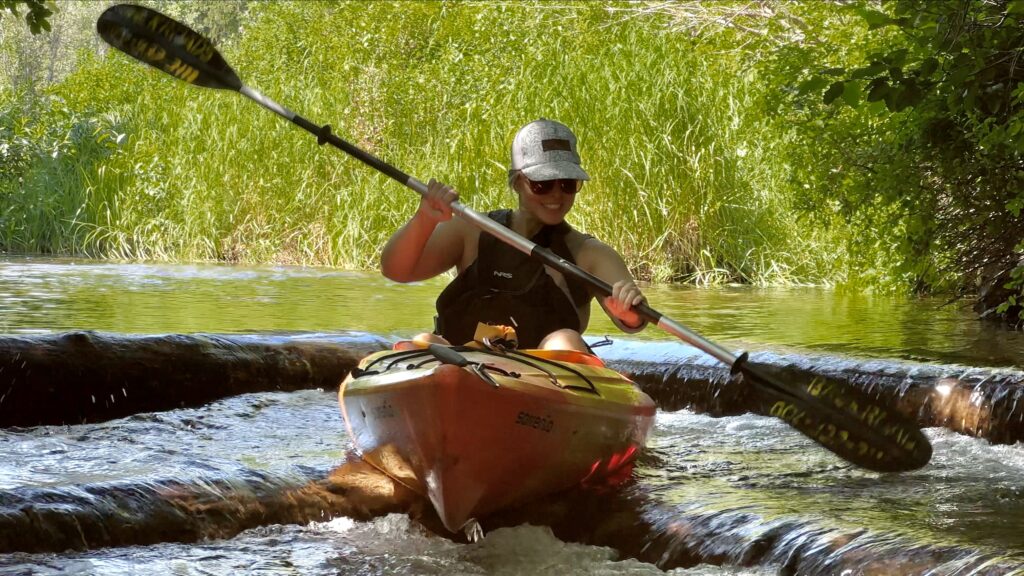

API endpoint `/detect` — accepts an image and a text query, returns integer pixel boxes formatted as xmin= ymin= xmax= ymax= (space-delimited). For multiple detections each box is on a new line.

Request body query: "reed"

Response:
xmin=0 ymin=1 xmax=845 ymax=285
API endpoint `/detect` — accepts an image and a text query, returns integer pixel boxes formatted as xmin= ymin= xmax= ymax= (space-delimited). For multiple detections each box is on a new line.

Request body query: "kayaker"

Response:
xmin=381 ymin=118 xmax=647 ymax=351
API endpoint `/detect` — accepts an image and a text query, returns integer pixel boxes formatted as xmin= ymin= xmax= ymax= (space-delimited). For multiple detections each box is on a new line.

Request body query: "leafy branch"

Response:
xmin=1 ymin=0 xmax=54 ymax=34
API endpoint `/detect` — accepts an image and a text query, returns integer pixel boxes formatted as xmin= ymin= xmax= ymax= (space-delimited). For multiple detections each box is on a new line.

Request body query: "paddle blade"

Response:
xmin=96 ymin=4 xmax=242 ymax=91
xmin=739 ymin=362 xmax=932 ymax=472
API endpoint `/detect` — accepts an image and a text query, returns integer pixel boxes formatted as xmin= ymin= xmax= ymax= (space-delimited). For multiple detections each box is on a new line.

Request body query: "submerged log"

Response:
xmin=4 ymin=331 xmax=1024 ymax=445
xmin=0 ymin=331 xmax=389 ymax=428
xmin=487 ymin=484 xmax=1022 ymax=574
xmin=0 ymin=460 xmax=1017 ymax=574
xmin=0 ymin=459 xmax=425 ymax=554
xmin=600 ymin=341 xmax=1024 ymax=446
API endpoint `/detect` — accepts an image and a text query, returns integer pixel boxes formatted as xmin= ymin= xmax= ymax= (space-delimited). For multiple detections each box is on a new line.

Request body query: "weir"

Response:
xmin=3 ymin=332 xmax=1024 ymax=444
xmin=0 ymin=331 xmax=389 ymax=427
xmin=0 ymin=332 xmax=1022 ymax=572
xmin=599 ymin=339 xmax=1024 ymax=445
xmin=0 ymin=451 xmax=1019 ymax=572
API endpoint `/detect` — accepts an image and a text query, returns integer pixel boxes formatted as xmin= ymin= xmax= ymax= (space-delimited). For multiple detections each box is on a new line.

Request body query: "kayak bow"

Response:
xmin=339 ymin=344 xmax=656 ymax=533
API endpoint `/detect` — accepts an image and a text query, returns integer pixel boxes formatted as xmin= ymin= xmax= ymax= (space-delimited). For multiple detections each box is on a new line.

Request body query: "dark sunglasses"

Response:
xmin=527 ymin=178 xmax=582 ymax=196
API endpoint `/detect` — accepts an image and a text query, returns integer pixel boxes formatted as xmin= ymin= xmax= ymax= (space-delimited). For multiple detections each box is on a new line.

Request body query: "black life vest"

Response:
xmin=434 ymin=209 xmax=591 ymax=348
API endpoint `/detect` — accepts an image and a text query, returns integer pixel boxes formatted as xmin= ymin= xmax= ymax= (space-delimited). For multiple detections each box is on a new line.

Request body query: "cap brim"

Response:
xmin=521 ymin=162 xmax=590 ymax=182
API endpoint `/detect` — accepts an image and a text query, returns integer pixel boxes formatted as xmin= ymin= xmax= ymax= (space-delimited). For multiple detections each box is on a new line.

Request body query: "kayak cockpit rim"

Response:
xmin=353 ymin=345 xmax=603 ymax=395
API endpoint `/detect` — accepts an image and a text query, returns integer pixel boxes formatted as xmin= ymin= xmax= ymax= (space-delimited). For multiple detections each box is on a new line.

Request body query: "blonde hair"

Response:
xmin=507 ymin=169 xmax=521 ymax=191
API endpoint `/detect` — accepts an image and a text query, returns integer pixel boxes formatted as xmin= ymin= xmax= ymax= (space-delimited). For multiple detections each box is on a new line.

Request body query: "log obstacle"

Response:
xmin=0 ymin=331 xmax=389 ymax=427
xmin=3 ymin=332 xmax=1024 ymax=444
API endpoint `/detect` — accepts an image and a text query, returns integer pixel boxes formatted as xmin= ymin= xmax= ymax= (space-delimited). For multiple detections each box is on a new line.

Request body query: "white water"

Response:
xmin=0 ymin=514 xmax=776 ymax=575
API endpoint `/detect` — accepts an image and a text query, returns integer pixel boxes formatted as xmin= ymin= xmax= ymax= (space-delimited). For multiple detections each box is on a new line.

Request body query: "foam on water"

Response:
xmin=0 ymin=513 xmax=776 ymax=575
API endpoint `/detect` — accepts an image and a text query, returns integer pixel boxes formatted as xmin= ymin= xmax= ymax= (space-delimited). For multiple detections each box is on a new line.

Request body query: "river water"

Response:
xmin=0 ymin=256 xmax=1022 ymax=575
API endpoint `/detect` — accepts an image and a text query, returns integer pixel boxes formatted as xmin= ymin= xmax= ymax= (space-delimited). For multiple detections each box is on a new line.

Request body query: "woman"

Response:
xmin=381 ymin=118 xmax=646 ymax=351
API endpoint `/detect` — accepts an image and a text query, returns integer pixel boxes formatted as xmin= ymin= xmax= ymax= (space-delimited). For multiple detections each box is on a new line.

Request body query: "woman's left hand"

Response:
xmin=603 ymin=279 xmax=646 ymax=329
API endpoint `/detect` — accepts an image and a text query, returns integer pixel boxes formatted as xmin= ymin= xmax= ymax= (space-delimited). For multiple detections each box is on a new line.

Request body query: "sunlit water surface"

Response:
xmin=1 ymin=256 xmax=1021 ymax=368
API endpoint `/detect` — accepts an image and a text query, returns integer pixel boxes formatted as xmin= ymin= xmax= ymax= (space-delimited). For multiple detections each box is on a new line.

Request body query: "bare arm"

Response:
xmin=576 ymin=239 xmax=647 ymax=333
xmin=380 ymin=179 xmax=465 ymax=283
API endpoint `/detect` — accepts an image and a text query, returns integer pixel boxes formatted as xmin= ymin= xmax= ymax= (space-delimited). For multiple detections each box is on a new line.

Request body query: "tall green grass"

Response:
xmin=0 ymin=1 xmax=846 ymax=285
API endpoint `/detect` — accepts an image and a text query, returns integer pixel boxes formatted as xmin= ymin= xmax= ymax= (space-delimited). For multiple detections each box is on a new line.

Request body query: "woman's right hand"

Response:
xmin=382 ymin=178 xmax=464 ymax=282
xmin=418 ymin=178 xmax=458 ymax=223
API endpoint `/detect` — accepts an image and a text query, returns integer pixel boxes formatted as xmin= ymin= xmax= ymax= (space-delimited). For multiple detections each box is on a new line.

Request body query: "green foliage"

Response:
xmin=774 ymin=0 xmax=1024 ymax=320
xmin=10 ymin=0 xmax=1022 ymax=319
xmin=0 ymin=0 xmax=835 ymax=286
xmin=1 ymin=0 xmax=53 ymax=34
xmin=137 ymin=0 xmax=250 ymax=45
xmin=0 ymin=88 xmax=127 ymax=254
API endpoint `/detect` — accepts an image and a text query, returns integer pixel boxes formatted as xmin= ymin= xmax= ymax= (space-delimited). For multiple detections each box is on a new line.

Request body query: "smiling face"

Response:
xmin=514 ymin=173 xmax=578 ymax=227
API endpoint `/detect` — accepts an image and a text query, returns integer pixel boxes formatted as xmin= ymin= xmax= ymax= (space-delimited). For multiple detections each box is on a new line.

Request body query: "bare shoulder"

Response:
xmin=563 ymin=228 xmax=595 ymax=251
xmin=571 ymin=233 xmax=618 ymax=268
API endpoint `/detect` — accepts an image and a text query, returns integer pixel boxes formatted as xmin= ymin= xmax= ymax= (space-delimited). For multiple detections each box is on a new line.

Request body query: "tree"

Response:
xmin=1 ymin=0 xmax=53 ymax=34
xmin=791 ymin=0 xmax=1024 ymax=324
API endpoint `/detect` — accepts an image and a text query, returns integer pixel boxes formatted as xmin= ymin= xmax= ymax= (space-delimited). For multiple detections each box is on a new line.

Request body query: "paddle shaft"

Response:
xmin=95 ymin=2 xmax=931 ymax=471
xmin=239 ymin=85 xmax=737 ymax=366
xmin=244 ymin=84 xmax=929 ymax=472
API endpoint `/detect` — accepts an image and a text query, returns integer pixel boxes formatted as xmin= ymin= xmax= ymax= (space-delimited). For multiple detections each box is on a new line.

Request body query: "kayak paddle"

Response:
xmin=96 ymin=3 xmax=932 ymax=473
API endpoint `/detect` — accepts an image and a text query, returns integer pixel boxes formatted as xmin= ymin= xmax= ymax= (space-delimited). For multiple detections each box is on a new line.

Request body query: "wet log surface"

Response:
xmin=0 ymin=459 xmax=423 ymax=554
xmin=0 ymin=460 xmax=1017 ymax=574
xmin=599 ymin=341 xmax=1024 ymax=445
xmin=0 ymin=331 xmax=389 ymax=427
xmin=488 ymin=486 xmax=1020 ymax=575
xmin=3 ymin=332 xmax=1024 ymax=444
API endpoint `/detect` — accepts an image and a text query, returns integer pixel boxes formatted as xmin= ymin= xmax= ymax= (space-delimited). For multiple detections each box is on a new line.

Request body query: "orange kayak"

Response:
xmin=338 ymin=344 xmax=656 ymax=534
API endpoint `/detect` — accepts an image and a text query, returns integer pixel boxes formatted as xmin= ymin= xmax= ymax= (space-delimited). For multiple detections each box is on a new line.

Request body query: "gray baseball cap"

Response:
xmin=510 ymin=119 xmax=590 ymax=182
